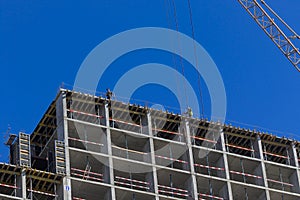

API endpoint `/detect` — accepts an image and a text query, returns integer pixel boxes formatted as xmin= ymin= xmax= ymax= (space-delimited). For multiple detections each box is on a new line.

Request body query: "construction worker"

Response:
xmin=106 ymin=88 xmax=113 ymax=100
xmin=186 ymin=107 xmax=193 ymax=117
xmin=105 ymin=88 xmax=116 ymax=127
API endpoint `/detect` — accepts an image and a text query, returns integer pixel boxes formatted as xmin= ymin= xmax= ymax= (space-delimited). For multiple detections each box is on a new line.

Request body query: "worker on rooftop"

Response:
xmin=106 ymin=88 xmax=113 ymax=100
xmin=186 ymin=107 xmax=193 ymax=118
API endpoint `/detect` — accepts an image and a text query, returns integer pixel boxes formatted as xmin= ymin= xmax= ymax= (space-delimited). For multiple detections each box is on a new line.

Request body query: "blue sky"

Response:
xmin=0 ymin=1 xmax=299 ymax=161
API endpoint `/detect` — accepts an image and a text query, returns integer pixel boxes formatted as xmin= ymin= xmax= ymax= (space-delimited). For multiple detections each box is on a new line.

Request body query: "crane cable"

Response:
xmin=164 ymin=0 xmax=183 ymax=110
xmin=170 ymin=0 xmax=189 ymax=111
xmin=187 ymin=0 xmax=205 ymax=118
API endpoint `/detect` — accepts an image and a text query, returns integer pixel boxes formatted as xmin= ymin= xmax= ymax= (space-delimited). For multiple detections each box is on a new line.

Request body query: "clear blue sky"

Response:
xmin=0 ymin=1 xmax=299 ymax=161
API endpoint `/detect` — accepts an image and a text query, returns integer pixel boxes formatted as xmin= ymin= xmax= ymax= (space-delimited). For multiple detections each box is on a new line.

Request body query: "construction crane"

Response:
xmin=238 ymin=0 xmax=300 ymax=72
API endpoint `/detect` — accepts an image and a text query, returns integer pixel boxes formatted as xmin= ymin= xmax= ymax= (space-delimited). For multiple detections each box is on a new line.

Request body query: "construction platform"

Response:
xmin=1 ymin=89 xmax=300 ymax=200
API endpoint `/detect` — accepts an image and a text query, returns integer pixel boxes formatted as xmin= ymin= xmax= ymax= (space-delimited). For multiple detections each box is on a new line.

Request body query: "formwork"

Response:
xmin=1 ymin=89 xmax=300 ymax=200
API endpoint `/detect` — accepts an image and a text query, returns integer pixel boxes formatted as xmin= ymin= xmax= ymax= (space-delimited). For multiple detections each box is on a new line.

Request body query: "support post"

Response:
xmin=16 ymin=168 xmax=26 ymax=199
xmin=184 ymin=119 xmax=198 ymax=199
xmin=105 ymin=102 xmax=116 ymax=200
xmin=254 ymin=135 xmax=271 ymax=200
xmin=56 ymin=90 xmax=72 ymax=200
xmin=219 ymin=128 xmax=233 ymax=200
xmin=289 ymin=143 xmax=300 ymax=193
xmin=146 ymin=110 xmax=159 ymax=200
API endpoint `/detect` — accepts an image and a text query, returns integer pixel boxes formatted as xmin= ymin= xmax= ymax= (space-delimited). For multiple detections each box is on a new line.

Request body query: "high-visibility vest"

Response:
xmin=188 ymin=109 xmax=193 ymax=117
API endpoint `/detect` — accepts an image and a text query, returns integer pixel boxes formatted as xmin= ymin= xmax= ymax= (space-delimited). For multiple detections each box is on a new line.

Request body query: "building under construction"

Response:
xmin=1 ymin=89 xmax=300 ymax=200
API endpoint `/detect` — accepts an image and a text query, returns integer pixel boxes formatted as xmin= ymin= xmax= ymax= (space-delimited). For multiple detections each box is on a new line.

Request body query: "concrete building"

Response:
xmin=1 ymin=89 xmax=300 ymax=200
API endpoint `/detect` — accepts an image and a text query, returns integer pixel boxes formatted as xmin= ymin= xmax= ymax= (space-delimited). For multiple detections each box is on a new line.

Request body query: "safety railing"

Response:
xmin=226 ymin=143 xmax=254 ymax=153
xmin=111 ymin=145 xmax=151 ymax=163
xmin=70 ymin=168 xmax=103 ymax=182
xmin=0 ymin=182 xmax=20 ymax=197
xmin=73 ymin=197 xmax=86 ymax=200
xmin=158 ymin=184 xmax=189 ymax=198
xmin=267 ymin=178 xmax=294 ymax=187
xmin=112 ymin=143 xmax=191 ymax=170
xmin=68 ymin=137 xmax=105 ymax=154
xmin=153 ymin=128 xmax=185 ymax=143
xmin=263 ymin=151 xmax=291 ymax=164
xmin=67 ymin=109 xmax=105 ymax=126
xmin=265 ymin=165 xmax=295 ymax=192
xmin=198 ymin=192 xmax=224 ymax=200
xmin=27 ymin=189 xmax=57 ymax=198
xmin=0 ymin=182 xmax=18 ymax=190
xmin=114 ymin=176 xmax=150 ymax=192
xmin=155 ymin=153 xmax=189 ymax=171
xmin=224 ymin=132 xmax=256 ymax=158
xmin=110 ymin=117 xmax=145 ymax=134
xmin=191 ymin=135 xmax=220 ymax=151
xmin=194 ymin=160 xmax=294 ymax=190
xmin=194 ymin=163 xmax=226 ymax=179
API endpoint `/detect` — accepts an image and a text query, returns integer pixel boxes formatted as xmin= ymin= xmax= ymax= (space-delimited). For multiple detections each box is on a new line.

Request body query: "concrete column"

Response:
xmin=105 ymin=102 xmax=116 ymax=200
xmin=289 ymin=143 xmax=300 ymax=193
xmin=288 ymin=143 xmax=298 ymax=167
xmin=16 ymin=168 xmax=26 ymax=199
xmin=184 ymin=119 xmax=198 ymax=200
xmin=253 ymin=164 xmax=264 ymax=186
xmin=104 ymin=190 xmax=112 ymax=200
xmin=258 ymin=192 xmax=268 ymax=200
xmin=219 ymin=129 xmax=233 ymax=200
xmin=254 ymin=135 xmax=270 ymax=200
xmin=147 ymin=111 xmax=159 ymax=200
xmin=143 ymin=142 xmax=151 ymax=163
xmin=145 ymin=172 xmax=155 ymax=193
xmin=219 ymin=184 xmax=229 ymax=200
xmin=290 ymin=170 xmax=300 ymax=193
xmin=103 ymin=162 xmax=111 ymax=185
xmin=216 ymin=155 xmax=226 ymax=178
xmin=56 ymin=90 xmax=72 ymax=200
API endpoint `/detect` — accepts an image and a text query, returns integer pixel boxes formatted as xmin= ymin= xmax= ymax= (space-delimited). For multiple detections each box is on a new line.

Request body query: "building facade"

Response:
xmin=1 ymin=89 xmax=300 ymax=200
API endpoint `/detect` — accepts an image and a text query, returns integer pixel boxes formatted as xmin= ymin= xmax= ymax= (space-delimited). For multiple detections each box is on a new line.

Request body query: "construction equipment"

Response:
xmin=55 ymin=140 xmax=66 ymax=174
xmin=238 ymin=0 xmax=300 ymax=71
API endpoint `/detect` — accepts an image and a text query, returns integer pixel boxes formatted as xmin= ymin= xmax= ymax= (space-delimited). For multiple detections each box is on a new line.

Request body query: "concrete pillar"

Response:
xmin=181 ymin=150 xmax=190 ymax=171
xmin=258 ymin=192 xmax=268 ymax=200
xmin=219 ymin=184 xmax=229 ymax=200
xmin=216 ymin=155 xmax=226 ymax=178
xmin=103 ymin=162 xmax=111 ymax=184
xmin=253 ymin=135 xmax=263 ymax=159
xmin=184 ymin=119 xmax=198 ymax=200
xmin=105 ymin=102 xmax=116 ymax=200
xmin=219 ymin=129 xmax=233 ymax=200
xmin=143 ymin=142 xmax=151 ymax=163
xmin=141 ymin=114 xmax=149 ymax=135
xmin=16 ymin=168 xmax=26 ymax=199
xmin=254 ymin=135 xmax=271 ymax=200
xmin=288 ymin=143 xmax=298 ymax=167
xmin=253 ymin=164 xmax=264 ymax=186
xmin=104 ymin=190 xmax=112 ymax=200
xmin=146 ymin=111 xmax=159 ymax=200
xmin=289 ymin=143 xmax=300 ymax=193
xmin=145 ymin=172 xmax=155 ymax=193
xmin=290 ymin=170 xmax=300 ymax=193
xmin=56 ymin=90 xmax=72 ymax=200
